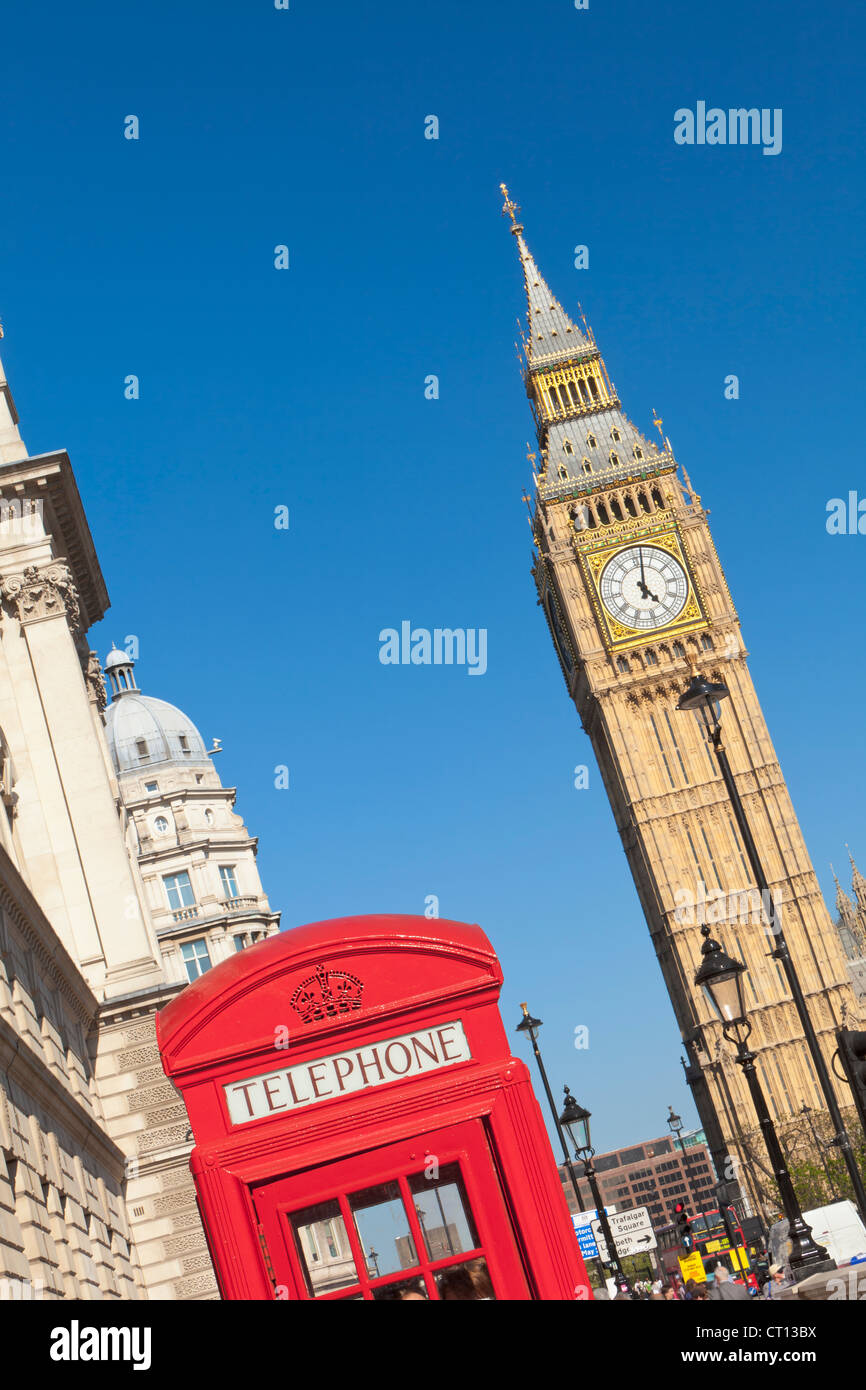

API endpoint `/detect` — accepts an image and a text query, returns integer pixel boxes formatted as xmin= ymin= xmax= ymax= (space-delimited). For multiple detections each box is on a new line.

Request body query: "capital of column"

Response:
xmin=0 ymin=562 xmax=81 ymax=632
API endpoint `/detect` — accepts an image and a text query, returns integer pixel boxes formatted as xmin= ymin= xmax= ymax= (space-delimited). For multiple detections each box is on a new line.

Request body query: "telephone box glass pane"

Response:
xmin=435 ymin=1257 xmax=496 ymax=1300
xmin=349 ymin=1182 xmax=417 ymax=1277
xmin=289 ymin=1200 xmax=357 ymax=1297
xmin=408 ymin=1163 xmax=479 ymax=1259
xmin=372 ymin=1275 xmax=429 ymax=1301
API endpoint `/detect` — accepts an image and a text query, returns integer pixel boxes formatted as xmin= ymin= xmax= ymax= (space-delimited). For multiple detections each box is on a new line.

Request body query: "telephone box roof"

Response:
xmin=157 ymin=913 xmax=500 ymax=1074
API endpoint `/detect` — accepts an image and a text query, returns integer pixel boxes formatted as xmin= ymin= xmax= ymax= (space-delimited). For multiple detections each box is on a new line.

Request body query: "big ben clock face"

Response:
xmin=599 ymin=544 xmax=689 ymax=630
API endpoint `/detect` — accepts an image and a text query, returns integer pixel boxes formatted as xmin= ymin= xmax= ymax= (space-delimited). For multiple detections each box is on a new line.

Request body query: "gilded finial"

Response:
xmin=652 ymin=408 xmax=664 ymax=441
xmin=500 ymin=183 xmax=524 ymax=235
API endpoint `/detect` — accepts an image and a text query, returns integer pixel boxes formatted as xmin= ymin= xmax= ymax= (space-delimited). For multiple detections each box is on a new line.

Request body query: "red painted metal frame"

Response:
xmin=157 ymin=914 xmax=589 ymax=1301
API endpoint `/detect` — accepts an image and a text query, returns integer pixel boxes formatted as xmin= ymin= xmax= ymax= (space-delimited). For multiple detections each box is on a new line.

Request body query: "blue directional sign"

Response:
xmin=572 ymin=1210 xmax=605 ymax=1260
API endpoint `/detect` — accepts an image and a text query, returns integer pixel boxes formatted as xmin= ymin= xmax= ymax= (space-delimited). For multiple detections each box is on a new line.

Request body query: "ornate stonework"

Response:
xmin=1 ymin=563 xmax=81 ymax=631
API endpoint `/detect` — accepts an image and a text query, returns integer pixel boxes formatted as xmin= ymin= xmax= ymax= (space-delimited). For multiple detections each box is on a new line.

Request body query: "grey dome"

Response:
xmin=104 ymin=693 xmax=209 ymax=773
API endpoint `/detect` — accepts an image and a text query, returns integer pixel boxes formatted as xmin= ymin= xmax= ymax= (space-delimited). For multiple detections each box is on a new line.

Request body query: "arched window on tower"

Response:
xmin=558 ymin=464 xmax=568 ymax=480
xmin=638 ymin=489 xmax=651 ymax=513
xmin=587 ymin=433 xmax=597 ymax=449
xmin=612 ymin=427 xmax=621 ymax=442
xmin=582 ymin=459 xmax=593 ymax=473
xmin=701 ymin=634 xmax=714 ymax=651
xmin=625 ymin=493 xmax=638 ymax=517
xmin=652 ymin=487 xmax=664 ymax=509
xmin=563 ymin=439 xmax=574 ymax=455
xmin=644 ymin=649 xmax=658 ymax=666
xmin=579 ymin=380 xmax=591 ymax=404
xmin=597 ymin=501 xmax=610 ymax=526
xmin=610 ymin=497 xmax=624 ymax=522
xmin=673 ymin=641 xmax=686 ymax=659
xmin=609 ymin=452 xmax=619 ymax=467
xmin=567 ymin=381 xmax=582 ymax=408
xmin=588 ymin=376 xmax=600 ymax=400
xmin=616 ymin=656 xmax=630 ymax=674
xmin=634 ymin=445 xmax=644 ymax=460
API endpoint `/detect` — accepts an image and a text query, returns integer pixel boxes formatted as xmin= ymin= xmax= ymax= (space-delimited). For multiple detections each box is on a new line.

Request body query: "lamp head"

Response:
xmin=694 ymin=925 xmax=749 ymax=1035
xmin=559 ymin=1085 xmax=593 ymax=1157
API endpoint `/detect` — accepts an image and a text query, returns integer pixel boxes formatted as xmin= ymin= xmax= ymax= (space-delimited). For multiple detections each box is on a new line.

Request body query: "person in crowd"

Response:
xmin=662 ymin=1284 xmax=679 ymax=1300
xmin=764 ymin=1263 xmax=791 ymax=1299
xmin=710 ymin=1265 xmax=750 ymax=1301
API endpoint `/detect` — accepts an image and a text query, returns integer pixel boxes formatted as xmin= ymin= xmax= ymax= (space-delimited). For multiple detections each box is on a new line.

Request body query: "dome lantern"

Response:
xmin=104 ymin=644 xmax=139 ymax=698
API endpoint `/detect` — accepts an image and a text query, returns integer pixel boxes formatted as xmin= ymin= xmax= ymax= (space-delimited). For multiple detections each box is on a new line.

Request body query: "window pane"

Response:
xmin=372 ymin=1275 xmax=429 ymax=1301
xmin=408 ymin=1163 xmax=479 ymax=1259
xmin=435 ymin=1257 xmax=495 ymax=1301
xmin=288 ymin=1201 xmax=357 ymax=1298
xmin=220 ymin=866 xmax=239 ymax=897
xmin=349 ymin=1182 xmax=417 ymax=1277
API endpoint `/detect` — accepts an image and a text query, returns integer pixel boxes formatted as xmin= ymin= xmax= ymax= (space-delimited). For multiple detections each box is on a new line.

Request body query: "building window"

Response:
xmin=616 ymin=656 xmax=630 ymax=674
xmin=700 ymin=634 xmax=714 ymax=651
xmin=179 ymin=735 xmax=190 ymax=755
xmin=612 ymin=427 xmax=621 ymax=442
xmin=609 ymin=451 xmax=619 ymax=466
xmin=634 ymin=446 xmax=643 ymax=460
xmin=144 ymin=781 xmax=158 ymax=794
xmin=582 ymin=458 xmax=592 ymax=473
xmin=153 ymin=816 xmax=169 ymax=835
xmin=644 ymin=649 xmax=658 ymax=666
xmin=163 ymin=871 xmax=195 ymax=912
xmin=233 ymin=934 xmax=247 ymax=952
xmin=587 ymin=434 xmax=597 ymax=449
xmin=135 ymin=739 xmax=148 ymax=760
xmin=564 ymin=439 xmax=574 ymax=455
xmin=219 ymin=865 xmax=239 ymax=899
xmin=195 ymin=774 xmax=204 ymax=784
xmin=672 ymin=641 xmax=685 ymax=659
xmin=180 ymin=939 xmax=212 ymax=982
xmin=558 ymin=464 xmax=568 ymax=480
xmin=204 ymin=809 xmax=215 ymax=826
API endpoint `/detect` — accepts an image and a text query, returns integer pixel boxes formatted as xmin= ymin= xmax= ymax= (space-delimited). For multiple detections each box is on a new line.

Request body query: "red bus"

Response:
xmin=657 ymin=1208 xmax=759 ymax=1292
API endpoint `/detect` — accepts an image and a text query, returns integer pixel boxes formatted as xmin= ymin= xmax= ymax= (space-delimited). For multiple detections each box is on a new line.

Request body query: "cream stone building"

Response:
xmin=0 ymin=349 xmax=279 ymax=1299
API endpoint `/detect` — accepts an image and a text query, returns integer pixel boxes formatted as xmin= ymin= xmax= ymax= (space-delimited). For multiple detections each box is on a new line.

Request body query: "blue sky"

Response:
xmin=1 ymin=0 xmax=864 ymax=1154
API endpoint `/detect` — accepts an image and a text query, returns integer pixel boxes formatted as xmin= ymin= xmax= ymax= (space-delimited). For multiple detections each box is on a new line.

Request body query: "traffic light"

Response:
xmin=674 ymin=1201 xmax=694 ymax=1252
xmin=836 ymin=1029 xmax=866 ymax=1135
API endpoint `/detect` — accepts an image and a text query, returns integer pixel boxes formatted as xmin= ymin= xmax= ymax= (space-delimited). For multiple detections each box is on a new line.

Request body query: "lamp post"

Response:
xmin=515 ymin=1004 xmax=584 ymax=1213
xmin=694 ymin=925 xmax=834 ymax=1275
xmin=677 ymin=673 xmax=866 ymax=1224
xmin=559 ymin=1087 xmax=630 ymax=1293
xmin=666 ymin=1104 xmax=701 ymax=1208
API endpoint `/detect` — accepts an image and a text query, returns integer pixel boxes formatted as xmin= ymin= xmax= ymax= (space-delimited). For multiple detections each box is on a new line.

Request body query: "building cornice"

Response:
xmin=0 ymin=840 xmax=98 ymax=1027
xmin=0 ymin=450 xmax=109 ymax=627
xmin=0 ymin=1015 xmax=126 ymax=1177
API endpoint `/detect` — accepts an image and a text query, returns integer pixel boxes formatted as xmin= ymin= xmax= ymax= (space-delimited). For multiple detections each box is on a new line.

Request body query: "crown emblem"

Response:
xmin=290 ymin=964 xmax=364 ymax=1024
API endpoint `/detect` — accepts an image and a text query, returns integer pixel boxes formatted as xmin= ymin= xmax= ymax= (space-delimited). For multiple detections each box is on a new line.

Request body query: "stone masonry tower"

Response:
xmin=501 ymin=190 xmax=860 ymax=1199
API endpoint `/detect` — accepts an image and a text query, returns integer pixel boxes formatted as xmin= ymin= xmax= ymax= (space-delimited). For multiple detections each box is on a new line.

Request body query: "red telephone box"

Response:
xmin=156 ymin=914 xmax=589 ymax=1301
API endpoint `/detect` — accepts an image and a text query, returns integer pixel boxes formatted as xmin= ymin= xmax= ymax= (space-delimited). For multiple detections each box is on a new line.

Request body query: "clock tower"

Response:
xmin=502 ymin=189 xmax=859 ymax=1203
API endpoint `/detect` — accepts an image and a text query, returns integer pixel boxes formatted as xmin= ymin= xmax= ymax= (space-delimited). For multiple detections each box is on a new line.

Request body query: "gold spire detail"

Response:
xmin=500 ymin=183 xmax=524 ymax=235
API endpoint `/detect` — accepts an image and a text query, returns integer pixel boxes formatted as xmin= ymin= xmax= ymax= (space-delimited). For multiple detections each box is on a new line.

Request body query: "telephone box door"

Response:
xmin=253 ymin=1118 xmax=532 ymax=1300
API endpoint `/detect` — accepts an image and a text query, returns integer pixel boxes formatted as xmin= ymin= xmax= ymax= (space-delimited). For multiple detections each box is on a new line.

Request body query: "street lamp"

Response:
xmin=694 ymin=925 xmax=834 ymax=1275
xmin=666 ymin=1104 xmax=702 ymax=1210
xmin=515 ymin=1004 xmax=585 ymax=1213
xmin=559 ymin=1087 xmax=630 ymax=1293
xmin=677 ymin=673 xmax=866 ymax=1224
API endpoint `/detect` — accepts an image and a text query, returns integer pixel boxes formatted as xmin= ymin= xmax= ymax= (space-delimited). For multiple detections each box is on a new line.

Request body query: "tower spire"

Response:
xmin=500 ymin=184 xmax=590 ymax=368
xmin=0 ymin=348 xmax=28 ymax=465
xmin=847 ymin=845 xmax=866 ymax=912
